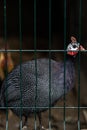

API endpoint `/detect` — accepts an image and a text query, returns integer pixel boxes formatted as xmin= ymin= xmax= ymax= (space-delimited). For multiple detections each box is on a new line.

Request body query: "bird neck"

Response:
xmin=66 ymin=54 xmax=76 ymax=63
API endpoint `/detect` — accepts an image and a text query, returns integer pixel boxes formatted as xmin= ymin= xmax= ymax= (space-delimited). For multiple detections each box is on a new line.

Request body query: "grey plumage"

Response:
xmin=0 ymin=58 xmax=75 ymax=128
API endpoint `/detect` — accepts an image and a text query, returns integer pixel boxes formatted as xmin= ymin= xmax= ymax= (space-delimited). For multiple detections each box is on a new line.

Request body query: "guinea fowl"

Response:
xmin=0 ymin=36 xmax=85 ymax=129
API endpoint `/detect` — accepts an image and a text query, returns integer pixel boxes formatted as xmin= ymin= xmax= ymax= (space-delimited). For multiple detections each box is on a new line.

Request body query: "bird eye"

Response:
xmin=73 ymin=45 xmax=77 ymax=48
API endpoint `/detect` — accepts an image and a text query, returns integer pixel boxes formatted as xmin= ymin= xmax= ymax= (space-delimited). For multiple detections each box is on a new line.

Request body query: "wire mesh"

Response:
xmin=19 ymin=0 xmax=23 ymax=129
xmin=3 ymin=0 xmax=9 ymax=130
xmin=78 ymin=0 xmax=82 ymax=129
xmin=0 ymin=0 xmax=87 ymax=130
xmin=48 ymin=0 xmax=52 ymax=129
xmin=34 ymin=0 xmax=38 ymax=129
xmin=64 ymin=0 xmax=67 ymax=129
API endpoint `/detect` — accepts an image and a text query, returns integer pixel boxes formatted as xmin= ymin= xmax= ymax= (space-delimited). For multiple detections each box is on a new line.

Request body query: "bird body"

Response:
xmin=0 ymin=58 xmax=75 ymax=116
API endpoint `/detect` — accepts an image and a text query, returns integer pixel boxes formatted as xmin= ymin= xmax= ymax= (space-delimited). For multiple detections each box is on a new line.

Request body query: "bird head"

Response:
xmin=67 ymin=36 xmax=85 ymax=57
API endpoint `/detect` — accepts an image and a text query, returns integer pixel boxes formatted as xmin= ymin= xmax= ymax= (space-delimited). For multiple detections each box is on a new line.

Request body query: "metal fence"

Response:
xmin=0 ymin=0 xmax=87 ymax=130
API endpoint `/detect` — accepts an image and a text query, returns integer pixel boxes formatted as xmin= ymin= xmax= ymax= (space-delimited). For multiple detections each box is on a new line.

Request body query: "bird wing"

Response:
xmin=0 ymin=59 xmax=50 ymax=105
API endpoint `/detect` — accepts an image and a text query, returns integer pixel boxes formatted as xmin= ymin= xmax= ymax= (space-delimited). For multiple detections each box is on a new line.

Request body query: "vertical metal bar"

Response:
xmin=34 ymin=0 xmax=37 ymax=129
xmin=4 ymin=0 xmax=8 ymax=130
xmin=49 ymin=0 xmax=51 ymax=129
xmin=79 ymin=0 xmax=82 ymax=41
xmin=78 ymin=0 xmax=82 ymax=129
xmin=19 ymin=0 xmax=23 ymax=129
xmin=4 ymin=0 xmax=6 ymax=41
xmin=64 ymin=0 xmax=66 ymax=130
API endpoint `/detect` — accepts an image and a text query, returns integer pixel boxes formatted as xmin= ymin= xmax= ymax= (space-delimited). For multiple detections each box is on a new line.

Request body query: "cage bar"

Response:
xmin=19 ymin=0 xmax=23 ymax=129
xmin=34 ymin=0 xmax=38 ymax=129
xmin=48 ymin=0 xmax=52 ymax=129
xmin=64 ymin=0 xmax=67 ymax=130
xmin=4 ymin=0 xmax=9 ymax=130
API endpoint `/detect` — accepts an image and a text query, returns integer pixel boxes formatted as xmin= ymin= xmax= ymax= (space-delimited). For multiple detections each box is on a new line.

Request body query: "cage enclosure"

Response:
xmin=0 ymin=0 xmax=87 ymax=130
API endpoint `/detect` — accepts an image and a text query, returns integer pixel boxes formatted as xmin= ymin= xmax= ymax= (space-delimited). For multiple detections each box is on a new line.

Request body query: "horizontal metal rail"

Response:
xmin=0 ymin=106 xmax=87 ymax=109
xmin=0 ymin=49 xmax=87 ymax=52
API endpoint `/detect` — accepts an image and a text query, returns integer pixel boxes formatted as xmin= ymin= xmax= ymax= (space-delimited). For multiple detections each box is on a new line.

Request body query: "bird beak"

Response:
xmin=79 ymin=45 xmax=85 ymax=51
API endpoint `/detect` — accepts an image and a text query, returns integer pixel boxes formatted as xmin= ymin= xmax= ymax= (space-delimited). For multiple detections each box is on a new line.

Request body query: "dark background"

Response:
xmin=0 ymin=0 xmax=87 ymax=48
xmin=0 ymin=0 xmax=87 ymax=130
xmin=0 ymin=0 xmax=87 ymax=41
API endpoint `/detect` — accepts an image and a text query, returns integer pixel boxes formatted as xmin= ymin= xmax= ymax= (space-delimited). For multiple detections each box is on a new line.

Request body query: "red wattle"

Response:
xmin=67 ymin=51 xmax=78 ymax=56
